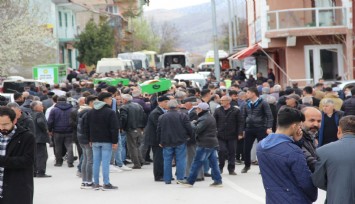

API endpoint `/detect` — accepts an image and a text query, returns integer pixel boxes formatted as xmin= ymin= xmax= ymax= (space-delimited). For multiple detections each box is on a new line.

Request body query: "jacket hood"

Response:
xmin=260 ymin=133 xmax=293 ymax=149
xmin=55 ymin=101 xmax=73 ymax=110
xmin=78 ymin=105 xmax=91 ymax=112
xmin=93 ymin=101 xmax=107 ymax=110
xmin=325 ymin=93 xmax=339 ymax=99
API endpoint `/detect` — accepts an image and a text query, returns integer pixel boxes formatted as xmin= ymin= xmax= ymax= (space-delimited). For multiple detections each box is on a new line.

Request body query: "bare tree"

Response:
xmin=159 ymin=22 xmax=180 ymax=53
xmin=0 ymin=0 xmax=56 ymax=76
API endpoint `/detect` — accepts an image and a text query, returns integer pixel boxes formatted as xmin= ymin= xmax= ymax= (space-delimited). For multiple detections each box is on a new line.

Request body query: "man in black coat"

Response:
xmin=120 ymin=94 xmax=147 ymax=169
xmin=214 ymin=95 xmax=243 ymax=175
xmin=0 ymin=107 xmax=35 ymax=204
xmin=180 ymin=97 xmax=204 ymax=181
xmin=300 ymin=107 xmax=322 ymax=173
xmin=145 ymin=95 xmax=169 ymax=181
xmin=31 ymin=101 xmax=51 ymax=178
xmin=241 ymin=87 xmax=273 ymax=173
xmin=157 ymin=99 xmax=193 ymax=184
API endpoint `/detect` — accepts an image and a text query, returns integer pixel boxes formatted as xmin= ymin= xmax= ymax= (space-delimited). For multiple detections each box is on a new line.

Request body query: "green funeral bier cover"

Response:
xmin=93 ymin=78 xmax=130 ymax=86
xmin=140 ymin=79 xmax=172 ymax=94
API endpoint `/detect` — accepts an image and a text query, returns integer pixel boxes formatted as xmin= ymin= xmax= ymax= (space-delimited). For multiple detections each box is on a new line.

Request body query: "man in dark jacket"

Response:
xmin=241 ymin=87 xmax=273 ymax=173
xmin=86 ymin=92 xmax=119 ymax=190
xmin=179 ymin=103 xmax=222 ymax=187
xmin=47 ymin=96 xmax=74 ymax=167
xmin=341 ymin=87 xmax=355 ymax=116
xmin=180 ymin=97 xmax=204 ymax=181
xmin=257 ymin=107 xmax=317 ymax=204
xmin=31 ymin=101 xmax=51 ymax=178
xmin=77 ymin=95 xmax=96 ymax=189
xmin=312 ymin=115 xmax=355 ymax=204
xmin=214 ymin=95 xmax=243 ymax=175
xmin=145 ymin=95 xmax=169 ymax=181
xmin=120 ymin=94 xmax=146 ymax=169
xmin=300 ymin=107 xmax=321 ymax=173
xmin=7 ymin=102 xmax=35 ymax=135
xmin=157 ymin=99 xmax=193 ymax=184
xmin=0 ymin=107 xmax=35 ymax=204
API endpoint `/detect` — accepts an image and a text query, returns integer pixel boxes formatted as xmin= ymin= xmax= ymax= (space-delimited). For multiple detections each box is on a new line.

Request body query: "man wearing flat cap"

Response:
xmin=145 ymin=95 xmax=169 ymax=181
xmin=180 ymin=97 xmax=204 ymax=181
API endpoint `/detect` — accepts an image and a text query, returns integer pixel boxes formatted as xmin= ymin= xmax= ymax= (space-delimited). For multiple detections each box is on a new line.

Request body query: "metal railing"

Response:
xmin=267 ymin=7 xmax=347 ymax=30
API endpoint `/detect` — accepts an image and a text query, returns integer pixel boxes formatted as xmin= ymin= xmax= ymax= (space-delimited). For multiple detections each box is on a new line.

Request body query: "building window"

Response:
xmin=72 ymin=15 xmax=74 ymax=27
xmin=65 ymin=13 xmax=68 ymax=27
xmin=59 ymin=11 xmax=62 ymax=27
xmin=107 ymin=5 xmax=119 ymax=14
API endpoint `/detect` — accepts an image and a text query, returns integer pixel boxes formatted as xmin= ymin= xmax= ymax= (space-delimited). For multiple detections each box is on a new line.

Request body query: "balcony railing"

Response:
xmin=267 ymin=7 xmax=347 ymax=30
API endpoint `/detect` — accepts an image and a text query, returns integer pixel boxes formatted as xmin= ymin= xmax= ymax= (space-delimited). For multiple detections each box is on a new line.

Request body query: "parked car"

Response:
xmin=198 ymin=62 xmax=215 ymax=71
xmin=335 ymin=80 xmax=355 ymax=90
xmin=0 ymin=78 xmax=46 ymax=93
xmin=0 ymin=93 xmax=14 ymax=103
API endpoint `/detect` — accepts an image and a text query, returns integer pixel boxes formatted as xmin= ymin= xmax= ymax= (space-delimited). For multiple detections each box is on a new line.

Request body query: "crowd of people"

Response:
xmin=0 ymin=67 xmax=355 ymax=203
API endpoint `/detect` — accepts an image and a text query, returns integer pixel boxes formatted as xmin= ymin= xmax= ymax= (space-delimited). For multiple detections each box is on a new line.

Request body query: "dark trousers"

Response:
xmin=244 ymin=127 xmax=267 ymax=167
xmin=126 ymin=130 xmax=144 ymax=167
xmin=53 ymin=133 xmax=73 ymax=164
xmin=152 ymin=145 xmax=164 ymax=180
xmin=218 ymin=138 xmax=236 ymax=172
xmin=35 ymin=143 xmax=48 ymax=174
xmin=236 ymin=138 xmax=244 ymax=161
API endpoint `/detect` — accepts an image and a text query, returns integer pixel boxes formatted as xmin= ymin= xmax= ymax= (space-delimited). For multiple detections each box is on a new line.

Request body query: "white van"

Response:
xmin=174 ymin=73 xmax=206 ymax=89
xmin=117 ymin=52 xmax=149 ymax=69
xmin=162 ymin=52 xmax=191 ymax=69
xmin=96 ymin=58 xmax=129 ymax=73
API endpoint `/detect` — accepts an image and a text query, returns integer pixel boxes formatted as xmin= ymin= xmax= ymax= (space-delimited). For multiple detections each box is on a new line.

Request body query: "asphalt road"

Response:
xmin=34 ymin=146 xmax=326 ymax=204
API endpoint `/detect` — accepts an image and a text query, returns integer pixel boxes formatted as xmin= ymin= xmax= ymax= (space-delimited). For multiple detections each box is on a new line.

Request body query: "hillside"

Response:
xmin=144 ymin=1 xmax=229 ymax=55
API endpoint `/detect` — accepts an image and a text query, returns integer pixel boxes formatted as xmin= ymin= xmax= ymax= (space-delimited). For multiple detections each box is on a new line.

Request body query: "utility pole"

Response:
xmin=227 ymin=0 xmax=233 ymax=55
xmin=232 ymin=0 xmax=238 ymax=48
xmin=211 ymin=0 xmax=220 ymax=82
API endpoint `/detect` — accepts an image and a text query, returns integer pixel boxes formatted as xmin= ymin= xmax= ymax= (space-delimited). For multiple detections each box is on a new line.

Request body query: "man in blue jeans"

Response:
xmin=179 ymin=103 xmax=222 ymax=187
xmin=87 ymin=92 xmax=119 ymax=190
xmin=157 ymin=99 xmax=193 ymax=184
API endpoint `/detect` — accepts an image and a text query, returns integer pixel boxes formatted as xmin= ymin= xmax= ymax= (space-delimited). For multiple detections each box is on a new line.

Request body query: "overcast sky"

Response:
xmin=144 ymin=0 xmax=211 ymax=10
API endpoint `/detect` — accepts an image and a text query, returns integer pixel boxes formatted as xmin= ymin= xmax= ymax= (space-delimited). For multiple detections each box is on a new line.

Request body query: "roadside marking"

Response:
xmin=223 ymin=178 xmax=264 ymax=203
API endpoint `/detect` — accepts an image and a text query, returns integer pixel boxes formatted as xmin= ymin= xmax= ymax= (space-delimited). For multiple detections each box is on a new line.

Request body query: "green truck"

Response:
xmin=33 ymin=64 xmax=67 ymax=85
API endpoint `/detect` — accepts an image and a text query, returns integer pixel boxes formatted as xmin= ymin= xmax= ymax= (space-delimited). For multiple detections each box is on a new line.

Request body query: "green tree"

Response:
xmin=75 ymin=19 xmax=114 ymax=66
xmin=131 ymin=18 xmax=159 ymax=51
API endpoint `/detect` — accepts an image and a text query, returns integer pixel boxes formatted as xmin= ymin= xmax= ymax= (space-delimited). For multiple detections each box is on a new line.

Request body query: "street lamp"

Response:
xmin=211 ymin=0 xmax=220 ymax=82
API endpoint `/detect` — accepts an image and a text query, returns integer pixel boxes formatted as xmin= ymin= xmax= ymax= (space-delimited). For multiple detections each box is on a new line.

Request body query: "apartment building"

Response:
xmin=234 ymin=0 xmax=353 ymax=86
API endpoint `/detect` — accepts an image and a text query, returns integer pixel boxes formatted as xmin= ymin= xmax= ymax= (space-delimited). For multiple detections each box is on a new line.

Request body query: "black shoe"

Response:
xmin=102 ymin=183 xmax=118 ymax=191
xmin=141 ymin=161 xmax=150 ymax=166
xmin=36 ymin=173 xmax=52 ymax=178
xmin=146 ymin=158 xmax=153 ymax=162
xmin=154 ymin=177 xmax=164 ymax=182
xmin=204 ymin=173 xmax=212 ymax=177
xmin=68 ymin=163 xmax=74 ymax=168
xmin=236 ymin=160 xmax=242 ymax=165
xmin=196 ymin=178 xmax=204 ymax=182
xmin=132 ymin=166 xmax=141 ymax=169
xmin=229 ymin=171 xmax=237 ymax=175
xmin=241 ymin=166 xmax=250 ymax=173
xmin=54 ymin=163 xmax=62 ymax=167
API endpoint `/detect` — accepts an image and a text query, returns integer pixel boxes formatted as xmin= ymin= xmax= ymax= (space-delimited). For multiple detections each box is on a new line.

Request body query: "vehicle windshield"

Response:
xmin=133 ymin=60 xmax=143 ymax=69
xmin=3 ymin=81 xmax=36 ymax=93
